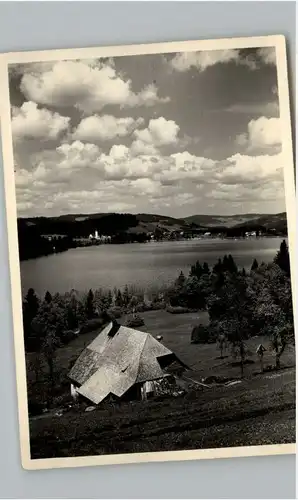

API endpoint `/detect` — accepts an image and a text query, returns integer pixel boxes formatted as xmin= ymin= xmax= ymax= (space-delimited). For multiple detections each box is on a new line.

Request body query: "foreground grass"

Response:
xmin=30 ymin=366 xmax=295 ymax=458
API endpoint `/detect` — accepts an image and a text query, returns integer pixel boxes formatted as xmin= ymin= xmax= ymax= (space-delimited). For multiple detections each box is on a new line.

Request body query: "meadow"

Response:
xmin=28 ymin=308 xmax=295 ymax=459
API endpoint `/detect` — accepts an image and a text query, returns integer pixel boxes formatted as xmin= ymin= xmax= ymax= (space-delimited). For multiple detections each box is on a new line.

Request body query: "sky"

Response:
xmin=9 ymin=46 xmax=285 ymax=218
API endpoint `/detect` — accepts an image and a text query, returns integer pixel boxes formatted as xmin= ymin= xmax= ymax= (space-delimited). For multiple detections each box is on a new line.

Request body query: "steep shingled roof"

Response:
xmin=68 ymin=321 xmax=188 ymax=405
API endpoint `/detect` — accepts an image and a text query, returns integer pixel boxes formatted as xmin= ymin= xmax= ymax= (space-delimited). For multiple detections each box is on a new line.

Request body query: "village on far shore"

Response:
xmin=86 ymin=227 xmax=274 ymax=243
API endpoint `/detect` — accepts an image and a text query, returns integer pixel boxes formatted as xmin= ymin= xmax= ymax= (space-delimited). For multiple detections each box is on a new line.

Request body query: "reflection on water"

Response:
xmin=20 ymin=237 xmax=284 ymax=296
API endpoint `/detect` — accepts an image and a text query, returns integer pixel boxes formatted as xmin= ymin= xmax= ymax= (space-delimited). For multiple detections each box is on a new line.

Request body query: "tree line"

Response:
xmin=18 ymin=216 xmax=151 ymax=261
xmin=189 ymin=240 xmax=293 ymax=375
xmin=23 ymin=240 xmax=293 ymax=402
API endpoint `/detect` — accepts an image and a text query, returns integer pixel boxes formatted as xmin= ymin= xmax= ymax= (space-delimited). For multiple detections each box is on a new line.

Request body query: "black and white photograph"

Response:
xmin=0 ymin=35 xmax=296 ymax=469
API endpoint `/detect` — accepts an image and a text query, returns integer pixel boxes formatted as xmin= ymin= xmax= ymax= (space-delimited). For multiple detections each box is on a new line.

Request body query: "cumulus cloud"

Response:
xmin=134 ymin=117 xmax=180 ymax=145
xmin=15 ymin=141 xmax=104 ymax=190
xmin=257 ymin=47 xmax=276 ymax=66
xmin=56 ymin=141 xmax=102 ymax=169
xmin=215 ymin=152 xmax=283 ymax=185
xmin=169 ymin=47 xmax=277 ymax=72
xmin=206 ymin=178 xmax=284 ymax=204
xmin=131 ymin=117 xmax=180 ymax=154
xmin=15 ymin=134 xmax=285 ymax=217
xmin=236 ymin=116 xmax=281 ymax=152
xmin=170 ymin=49 xmax=240 ymax=72
xmin=155 ymin=152 xmax=215 ymax=185
xmin=12 ymin=101 xmax=70 ymax=142
xmin=11 ymin=47 xmax=284 ymax=217
xmin=19 ymin=60 xmax=170 ymax=113
xmin=73 ymin=115 xmax=144 ymax=142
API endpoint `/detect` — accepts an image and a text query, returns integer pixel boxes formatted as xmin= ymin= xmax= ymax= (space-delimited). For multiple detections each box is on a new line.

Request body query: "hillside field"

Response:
xmin=27 ymin=309 xmax=296 ymax=459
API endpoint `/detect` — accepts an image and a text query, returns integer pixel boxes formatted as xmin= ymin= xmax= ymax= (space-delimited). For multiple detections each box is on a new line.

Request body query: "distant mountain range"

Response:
xmin=183 ymin=212 xmax=287 ymax=230
xmin=19 ymin=211 xmax=287 ymax=236
xmin=184 ymin=213 xmax=263 ymax=228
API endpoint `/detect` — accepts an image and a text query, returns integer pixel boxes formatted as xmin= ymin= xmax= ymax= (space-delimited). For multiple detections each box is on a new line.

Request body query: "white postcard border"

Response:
xmin=0 ymin=34 xmax=296 ymax=471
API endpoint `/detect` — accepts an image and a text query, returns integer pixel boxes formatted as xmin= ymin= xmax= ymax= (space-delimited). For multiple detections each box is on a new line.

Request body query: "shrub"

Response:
xmin=126 ymin=315 xmax=145 ymax=328
xmin=106 ymin=306 xmax=123 ymax=320
xmin=151 ymin=301 xmax=166 ymax=310
xmin=166 ymin=305 xmax=193 ymax=314
xmin=191 ymin=324 xmax=216 ymax=344
xmin=60 ymin=330 xmax=77 ymax=345
xmin=134 ymin=302 xmax=153 ymax=313
xmin=79 ymin=317 xmax=105 ymax=334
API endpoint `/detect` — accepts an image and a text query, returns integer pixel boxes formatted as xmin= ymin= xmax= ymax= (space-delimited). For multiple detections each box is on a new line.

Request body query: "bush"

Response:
xmin=191 ymin=324 xmax=216 ymax=344
xmin=107 ymin=306 xmax=123 ymax=320
xmin=60 ymin=330 xmax=77 ymax=345
xmin=151 ymin=301 xmax=166 ymax=310
xmin=134 ymin=302 xmax=153 ymax=313
xmin=166 ymin=305 xmax=193 ymax=314
xmin=79 ymin=317 xmax=105 ymax=334
xmin=126 ymin=315 xmax=145 ymax=328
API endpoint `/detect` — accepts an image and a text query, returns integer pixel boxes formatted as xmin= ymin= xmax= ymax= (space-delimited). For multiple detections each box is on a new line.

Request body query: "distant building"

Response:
xmin=41 ymin=234 xmax=67 ymax=241
xmin=89 ymin=231 xmax=111 ymax=242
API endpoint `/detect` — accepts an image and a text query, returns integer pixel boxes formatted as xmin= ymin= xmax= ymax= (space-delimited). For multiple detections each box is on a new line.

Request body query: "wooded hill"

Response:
xmin=19 ymin=211 xmax=287 ymax=236
xmin=17 ymin=211 xmax=287 ymax=261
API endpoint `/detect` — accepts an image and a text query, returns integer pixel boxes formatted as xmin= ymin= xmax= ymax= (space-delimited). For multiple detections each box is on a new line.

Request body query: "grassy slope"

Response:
xmin=184 ymin=214 xmax=261 ymax=228
xmin=28 ymin=309 xmax=295 ymax=458
xmin=30 ymin=368 xmax=295 ymax=458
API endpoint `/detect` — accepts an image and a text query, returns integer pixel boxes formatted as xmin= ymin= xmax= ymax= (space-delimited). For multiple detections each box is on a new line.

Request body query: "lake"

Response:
xmin=20 ymin=237 xmax=284 ymax=296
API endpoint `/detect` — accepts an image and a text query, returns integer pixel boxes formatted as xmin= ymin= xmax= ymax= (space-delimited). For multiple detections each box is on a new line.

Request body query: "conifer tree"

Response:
xmin=251 ymin=258 xmax=259 ymax=271
xmin=85 ymin=289 xmax=95 ymax=319
xmin=274 ymin=239 xmax=290 ymax=276
xmin=44 ymin=291 xmax=52 ymax=304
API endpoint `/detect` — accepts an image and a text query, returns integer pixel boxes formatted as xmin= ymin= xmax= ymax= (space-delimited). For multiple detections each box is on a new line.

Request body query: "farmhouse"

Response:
xmin=68 ymin=321 xmax=189 ymax=404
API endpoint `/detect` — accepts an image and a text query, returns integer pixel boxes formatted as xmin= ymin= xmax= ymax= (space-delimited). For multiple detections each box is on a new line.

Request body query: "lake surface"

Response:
xmin=20 ymin=237 xmax=284 ymax=296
